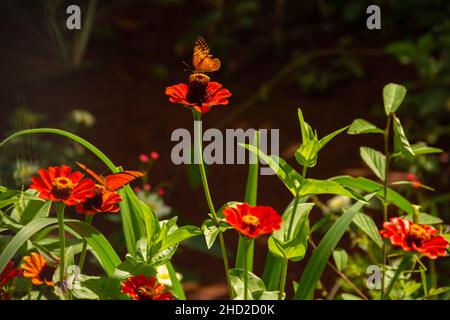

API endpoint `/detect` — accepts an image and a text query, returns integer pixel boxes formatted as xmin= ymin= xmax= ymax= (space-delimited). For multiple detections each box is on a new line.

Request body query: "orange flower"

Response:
xmin=223 ymin=203 xmax=282 ymax=238
xmin=75 ymin=184 xmax=122 ymax=215
xmin=21 ymin=253 xmax=56 ymax=286
xmin=121 ymin=275 xmax=173 ymax=300
xmin=30 ymin=165 xmax=96 ymax=206
xmin=165 ymin=73 xmax=232 ymax=113
xmin=380 ymin=217 xmax=449 ymax=259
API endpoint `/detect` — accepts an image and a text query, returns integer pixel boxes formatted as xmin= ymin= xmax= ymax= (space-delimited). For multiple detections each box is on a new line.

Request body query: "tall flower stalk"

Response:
xmin=193 ymin=110 xmax=232 ymax=297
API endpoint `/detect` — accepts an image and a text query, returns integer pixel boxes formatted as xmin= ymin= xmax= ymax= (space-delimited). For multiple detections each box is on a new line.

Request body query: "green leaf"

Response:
xmin=298 ymin=108 xmax=315 ymax=142
xmin=241 ymin=144 xmax=302 ymax=195
xmin=82 ymin=276 xmax=126 ymax=300
xmin=229 ymin=268 xmax=278 ymax=300
xmin=393 ymin=116 xmax=414 ymax=157
xmin=416 ymin=212 xmax=443 ymax=225
xmin=360 ymin=147 xmax=386 ymax=181
xmin=269 ymin=203 xmax=313 ymax=262
xmin=410 ymin=144 xmax=443 ymax=155
xmin=64 ymin=220 xmax=122 ymax=277
xmin=294 ymin=194 xmax=374 ymax=300
xmin=319 ymin=125 xmax=350 ymax=148
xmin=19 ymin=200 xmax=52 ymax=225
xmin=341 ymin=293 xmax=363 ymax=300
xmin=300 ymin=179 xmax=365 ymax=201
xmin=330 ymin=176 xmax=414 ymax=215
xmin=159 ymin=225 xmax=201 ymax=252
xmin=0 ymin=218 xmax=57 ymax=274
xmin=352 ymin=212 xmax=383 ymax=248
xmin=202 ymin=219 xmax=219 ymax=249
xmin=347 ymin=119 xmax=384 ymax=135
xmin=332 ymin=249 xmax=348 ymax=272
xmin=383 ymin=83 xmax=407 ymax=115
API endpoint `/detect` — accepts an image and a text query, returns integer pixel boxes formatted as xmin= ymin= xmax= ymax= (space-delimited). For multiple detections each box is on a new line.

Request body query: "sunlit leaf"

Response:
xmin=347 ymin=119 xmax=383 ymax=135
xmin=352 ymin=212 xmax=383 ymax=248
xmin=393 ymin=116 xmax=414 ymax=157
xmin=360 ymin=147 xmax=386 ymax=181
xmin=383 ymin=83 xmax=407 ymax=115
xmin=332 ymin=248 xmax=348 ymax=271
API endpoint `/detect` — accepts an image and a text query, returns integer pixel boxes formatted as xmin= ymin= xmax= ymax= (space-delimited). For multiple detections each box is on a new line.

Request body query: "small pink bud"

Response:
xmin=406 ymin=173 xmax=421 ymax=189
xmin=150 ymin=151 xmax=160 ymax=160
xmin=134 ymin=186 xmax=142 ymax=193
xmin=144 ymin=184 xmax=152 ymax=191
xmin=139 ymin=154 xmax=150 ymax=163
xmin=158 ymin=188 xmax=166 ymax=196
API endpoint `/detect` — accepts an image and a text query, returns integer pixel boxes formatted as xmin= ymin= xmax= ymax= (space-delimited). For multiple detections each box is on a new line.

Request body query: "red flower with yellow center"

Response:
xmin=223 ymin=203 xmax=282 ymax=238
xmin=30 ymin=165 xmax=96 ymax=206
xmin=21 ymin=252 xmax=56 ymax=286
xmin=380 ymin=217 xmax=449 ymax=259
xmin=75 ymin=184 xmax=122 ymax=215
xmin=165 ymin=73 xmax=232 ymax=113
xmin=121 ymin=275 xmax=173 ymax=300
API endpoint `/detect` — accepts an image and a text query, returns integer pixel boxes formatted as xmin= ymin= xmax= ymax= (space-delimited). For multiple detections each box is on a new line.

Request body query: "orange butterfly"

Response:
xmin=192 ymin=36 xmax=221 ymax=73
xmin=76 ymin=162 xmax=144 ymax=192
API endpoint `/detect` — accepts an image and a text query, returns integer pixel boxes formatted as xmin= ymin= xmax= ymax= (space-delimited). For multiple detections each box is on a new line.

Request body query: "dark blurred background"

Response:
xmin=0 ymin=0 xmax=449 ymax=299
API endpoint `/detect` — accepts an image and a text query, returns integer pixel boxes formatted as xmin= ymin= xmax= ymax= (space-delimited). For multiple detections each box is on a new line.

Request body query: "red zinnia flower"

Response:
xmin=380 ymin=217 xmax=449 ymax=259
xmin=0 ymin=261 xmax=22 ymax=287
xmin=165 ymin=73 xmax=232 ymax=113
xmin=121 ymin=275 xmax=173 ymax=300
xmin=21 ymin=252 xmax=56 ymax=286
xmin=30 ymin=165 xmax=95 ymax=206
xmin=75 ymin=185 xmax=122 ymax=215
xmin=223 ymin=203 xmax=282 ymax=238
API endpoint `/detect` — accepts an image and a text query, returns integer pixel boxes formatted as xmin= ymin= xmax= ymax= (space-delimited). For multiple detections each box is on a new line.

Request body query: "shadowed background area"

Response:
xmin=0 ymin=0 xmax=449 ymax=299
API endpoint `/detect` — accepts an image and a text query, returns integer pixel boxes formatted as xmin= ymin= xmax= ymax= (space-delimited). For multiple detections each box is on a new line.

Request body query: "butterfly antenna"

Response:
xmin=182 ymin=61 xmax=193 ymax=72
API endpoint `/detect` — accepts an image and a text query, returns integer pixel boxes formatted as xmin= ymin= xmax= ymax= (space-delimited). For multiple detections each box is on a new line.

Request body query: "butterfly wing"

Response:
xmin=192 ymin=36 xmax=221 ymax=73
xmin=76 ymin=162 xmax=106 ymax=185
xmin=104 ymin=171 xmax=145 ymax=191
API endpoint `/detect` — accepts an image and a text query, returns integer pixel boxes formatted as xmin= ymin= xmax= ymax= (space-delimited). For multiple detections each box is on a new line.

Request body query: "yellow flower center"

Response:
xmin=242 ymin=214 xmax=260 ymax=226
xmin=410 ymin=224 xmax=429 ymax=240
xmin=51 ymin=177 xmax=75 ymax=199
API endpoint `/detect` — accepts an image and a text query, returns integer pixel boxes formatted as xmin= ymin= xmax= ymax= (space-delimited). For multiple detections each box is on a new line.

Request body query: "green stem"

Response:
xmin=193 ymin=110 xmax=232 ymax=298
xmin=37 ymin=285 xmax=46 ymax=300
xmin=78 ymin=214 xmax=94 ymax=271
xmin=56 ymin=202 xmax=66 ymax=291
xmin=243 ymin=238 xmax=252 ymax=300
xmin=167 ymin=262 xmax=186 ymax=300
xmin=286 ymin=166 xmax=307 ymax=240
xmin=384 ymin=255 xmax=410 ymax=299
xmin=381 ymin=113 xmax=392 ymax=300
xmin=278 ymin=258 xmax=288 ymax=300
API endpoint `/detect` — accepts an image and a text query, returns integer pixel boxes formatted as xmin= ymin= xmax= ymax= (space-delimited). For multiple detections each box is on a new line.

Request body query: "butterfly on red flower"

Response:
xmin=380 ymin=217 xmax=449 ymax=259
xmin=29 ymin=165 xmax=95 ymax=206
xmin=223 ymin=203 xmax=282 ymax=238
xmin=121 ymin=275 xmax=173 ymax=300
